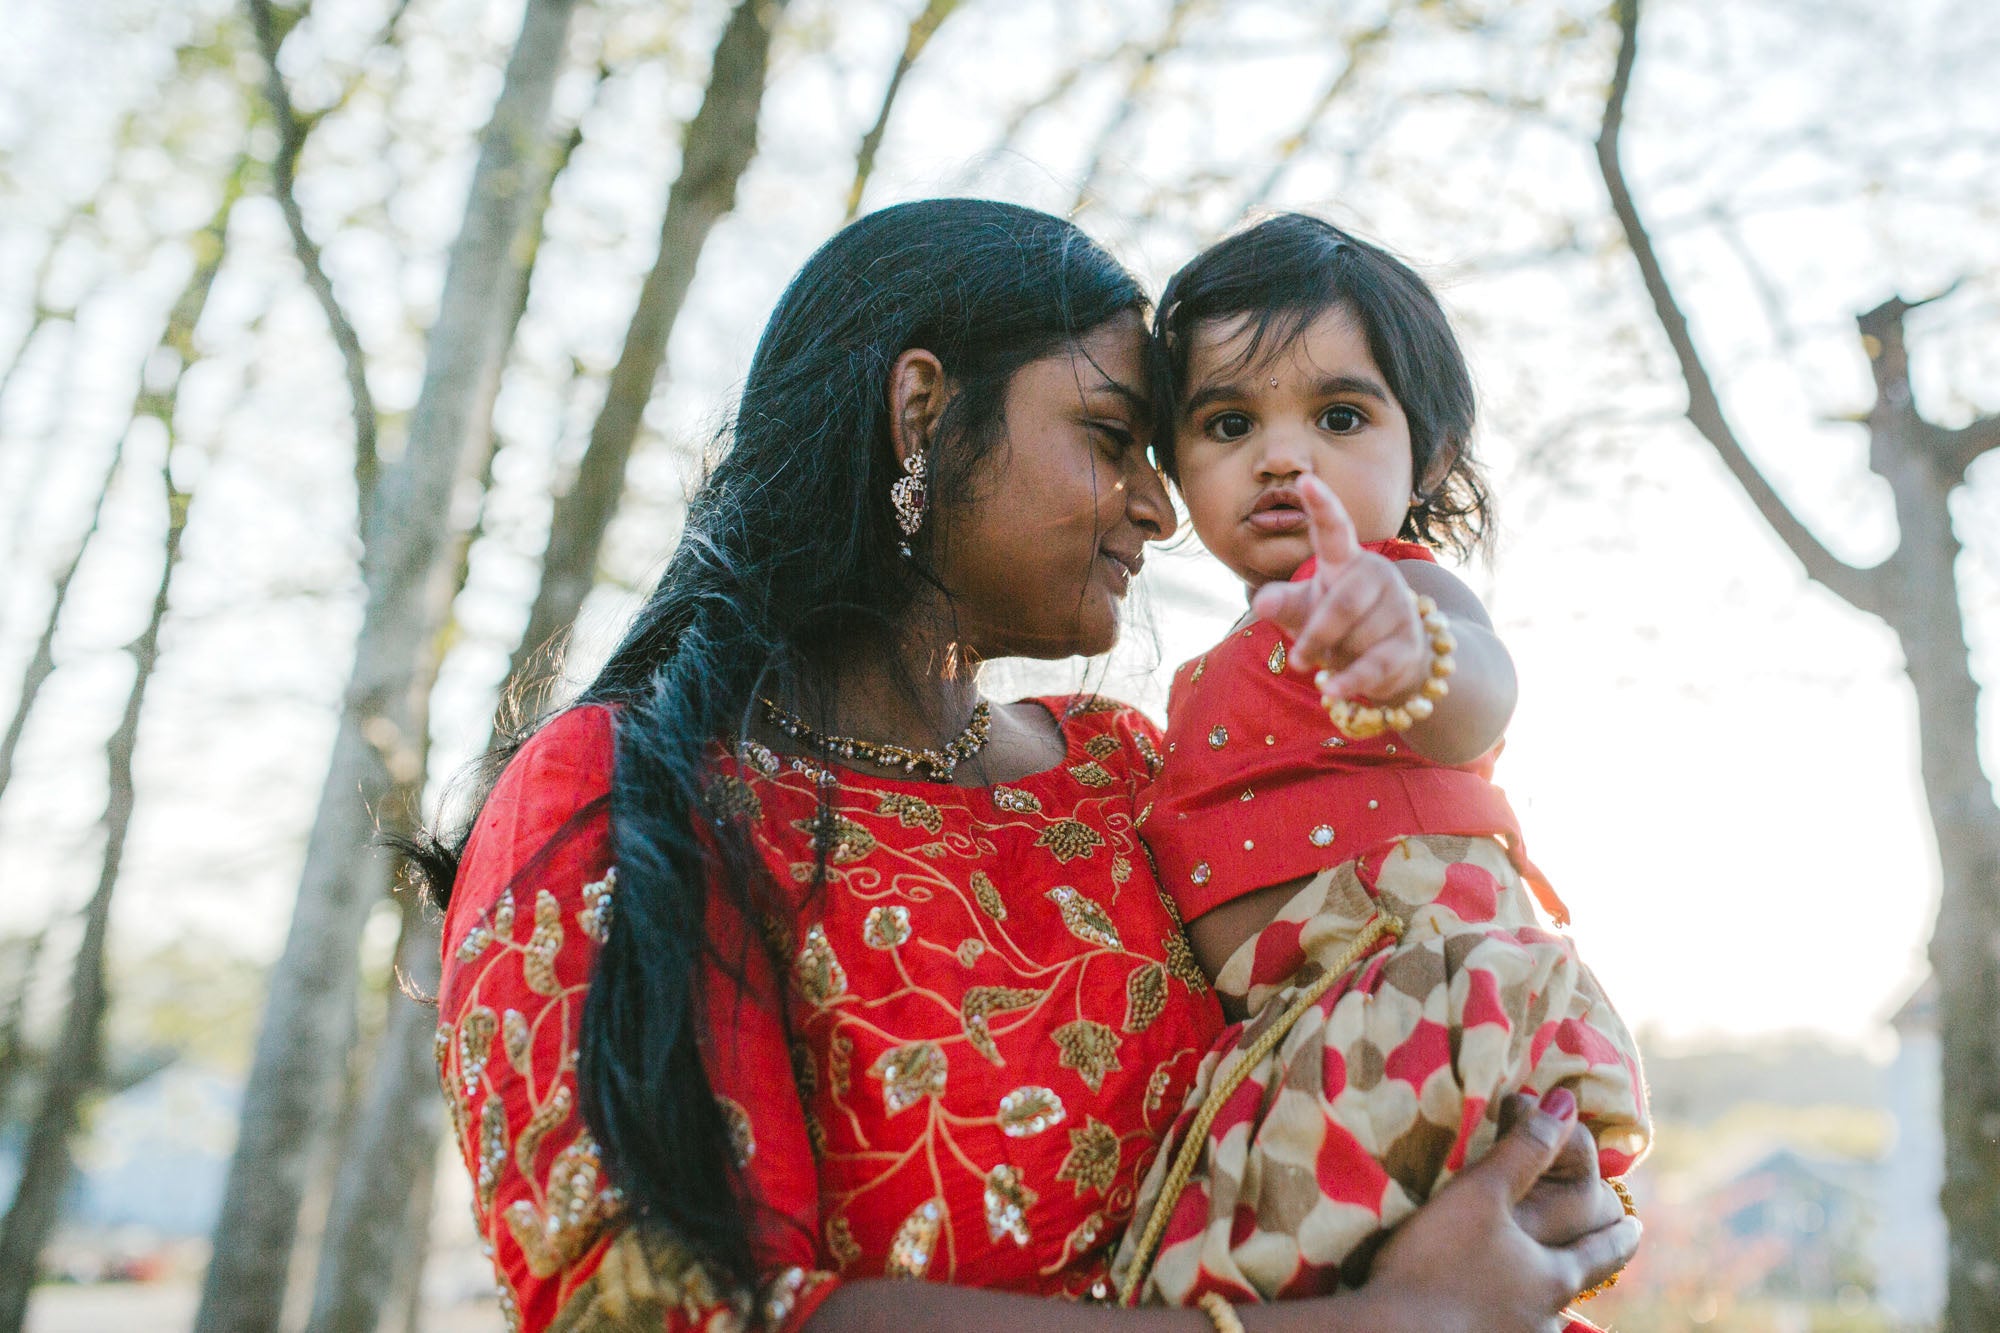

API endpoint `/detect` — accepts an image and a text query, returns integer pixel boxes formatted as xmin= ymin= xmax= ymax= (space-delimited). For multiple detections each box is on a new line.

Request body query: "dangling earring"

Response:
xmin=891 ymin=450 xmax=929 ymax=557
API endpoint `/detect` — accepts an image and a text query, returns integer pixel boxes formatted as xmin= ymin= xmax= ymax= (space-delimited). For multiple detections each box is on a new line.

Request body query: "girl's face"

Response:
xmin=1173 ymin=304 xmax=1415 ymax=590
xmin=933 ymin=310 xmax=1175 ymax=660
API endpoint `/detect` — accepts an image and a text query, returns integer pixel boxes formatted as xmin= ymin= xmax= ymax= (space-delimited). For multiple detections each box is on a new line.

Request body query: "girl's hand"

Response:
xmin=1247 ymin=475 xmax=1429 ymax=706
xmin=1354 ymin=1088 xmax=1641 ymax=1333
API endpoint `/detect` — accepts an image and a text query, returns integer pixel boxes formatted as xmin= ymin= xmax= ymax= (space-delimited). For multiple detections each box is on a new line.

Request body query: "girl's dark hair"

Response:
xmin=1153 ymin=213 xmax=1491 ymax=556
xmin=405 ymin=199 xmax=1147 ymax=1285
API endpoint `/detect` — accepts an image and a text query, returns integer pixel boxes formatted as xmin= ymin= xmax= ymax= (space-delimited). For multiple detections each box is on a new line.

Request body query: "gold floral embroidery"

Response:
xmin=992 ymin=786 xmax=1042 ymax=815
xmin=870 ymin=1040 xmax=948 ymax=1115
xmin=791 ymin=812 xmax=877 ymax=863
xmin=985 ymin=1163 xmax=1039 ymax=1245
xmin=1145 ymin=1061 xmax=1175 ymax=1116
xmin=458 ymin=1006 xmax=498 ymax=1096
xmin=796 ymin=923 xmax=848 ymax=1007
xmin=477 ymin=1098 xmax=507 ymax=1212
xmin=1036 ymin=819 xmax=1105 ymax=862
xmin=1135 ymin=800 xmax=1153 ymax=828
xmin=1133 ymin=732 xmax=1162 ymax=775
xmin=576 ymin=868 xmax=614 ymax=945
xmin=717 ymin=1094 xmax=755 ymax=1168
xmin=523 ymin=890 xmax=565 ymax=997
xmin=961 ymin=986 xmax=1044 ymax=1064
xmin=1190 ymin=657 xmax=1207 ymax=684
xmin=1161 ymin=930 xmax=1209 ymax=993
xmin=739 ymin=739 xmax=780 ymax=775
xmin=791 ymin=1040 xmax=818 ymax=1100
xmin=1111 ymin=855 xmax=1131 ymax=885
xmin=503 ymin=1134 xmax=619 ymax=1278
xmin=956 ymin=938 xmax=985 ymax=966
xmin=917 ymin=840 xmax=950 ymax=858
xmin=877 ymin=792 xmax=944 ymax=834
xmin=863 ymin=904 xmax=912 ymax=949
xmin=1123 ymin=963 xmax=1167 ymax=1034
xmin=1084 ymin=733 xmax=1121 ymax=759
xmin=1063 ymin=1210 xmax=1106 ymax=1259
xmin=970 ymin=870 xmax=1006 ymax=921
xmin=501 ymin=1009 xmax=532 ymax=1073
xmin=830 ymin=1033 xmax=852 ymax=1096
xmin=492 ymin=891 xmax=516 ymax=938
xmin=886 ymin=1199 xmax=945 ymax=1278
xmin=826 ymin=1215 xmax=862 ymax=1269
xmin=455 ymin=920 xmax=494 ymax=962
xmin=515 ymin=1084 xmax=573 ymax=1175
xmin=1068 ymin=694 xmax=1121 ymax=714
xmin=704 ymin=774 xmax=762 ymax=823
xmin=997 ymin=1085 xmax=1067 ymax=1137
xmin=1046 ymin=886 xmax=1122 ymax=951
xmin=1055 ymin=1118 xmax=1121 ymax=1197
xmin=1067 ymin=761 xmax=1115 ymax=788
xmin=1051 ymin=1019 xmax=1122 ymax=1093
xmin=1268 ymin=640 xmax=1288 ymax=674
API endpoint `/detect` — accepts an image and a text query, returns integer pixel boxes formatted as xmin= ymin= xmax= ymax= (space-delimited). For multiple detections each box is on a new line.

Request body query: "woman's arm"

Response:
xmin=805 ymin=1092 xmax=1637 ymax=1333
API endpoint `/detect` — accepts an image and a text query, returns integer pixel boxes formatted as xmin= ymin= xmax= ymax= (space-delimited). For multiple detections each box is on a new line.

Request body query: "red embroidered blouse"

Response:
xmin=1144 ymin=542 xmax=1564 ymax=925
xmin=437 ymin=698 xmax=1224 ymax=1331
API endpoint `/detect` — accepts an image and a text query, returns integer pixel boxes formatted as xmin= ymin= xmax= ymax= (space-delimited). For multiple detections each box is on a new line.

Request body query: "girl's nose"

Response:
xmin=1255 ymin=429 xmax=1313 ymax=481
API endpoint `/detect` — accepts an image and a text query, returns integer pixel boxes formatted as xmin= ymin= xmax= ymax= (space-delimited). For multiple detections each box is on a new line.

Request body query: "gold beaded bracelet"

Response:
xmin=1573 ymin=1177 xmax=1640 ymax=1303
xmin=1197 ymin=1292 xmax=1246 ymax=1333
xmin=1320 ymin=595 xmax=1455 ymax=739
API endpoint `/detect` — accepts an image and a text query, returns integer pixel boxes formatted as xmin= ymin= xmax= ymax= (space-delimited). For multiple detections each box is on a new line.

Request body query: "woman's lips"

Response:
xmin=1100 ymin=549 xmax=1142 ymax=591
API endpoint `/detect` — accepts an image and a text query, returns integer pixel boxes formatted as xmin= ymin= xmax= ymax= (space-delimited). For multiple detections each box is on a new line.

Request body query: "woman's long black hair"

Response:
xmin=407 ymin=199 xmax=1148 ymax=1284
xmin=1153 ymin=213 xmax=1493 ymax=557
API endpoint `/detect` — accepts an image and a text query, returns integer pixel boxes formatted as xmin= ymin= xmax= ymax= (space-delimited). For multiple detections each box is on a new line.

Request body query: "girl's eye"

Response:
xmin=1319 ymin=404 xmax=1366 ymax=434
xmin=1206 ymin=411 xmax=1252 ymax=441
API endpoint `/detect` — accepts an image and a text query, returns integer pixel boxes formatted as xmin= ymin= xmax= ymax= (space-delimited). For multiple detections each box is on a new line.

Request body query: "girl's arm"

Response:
xmin=806 ymin=1091 xmax=1637 ymax=1333
xmin=1391 ymin=557 xmax=1515 ymax=765
xmin=1250 ymin=476 xmax=1514 ymax=765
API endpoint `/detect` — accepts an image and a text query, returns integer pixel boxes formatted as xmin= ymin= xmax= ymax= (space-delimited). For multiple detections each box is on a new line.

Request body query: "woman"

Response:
xmin=422 ymin=199 xmax=1637 ymax=1333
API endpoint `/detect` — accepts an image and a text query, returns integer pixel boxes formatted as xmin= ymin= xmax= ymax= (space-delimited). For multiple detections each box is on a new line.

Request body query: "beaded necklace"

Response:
xmin=757 ymin=697 xmax=992 ymax=782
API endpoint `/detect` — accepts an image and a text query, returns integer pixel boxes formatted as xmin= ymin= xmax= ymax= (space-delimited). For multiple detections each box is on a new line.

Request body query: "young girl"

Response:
xmin=1109 ymin=215 xmax=1650 ymax=1316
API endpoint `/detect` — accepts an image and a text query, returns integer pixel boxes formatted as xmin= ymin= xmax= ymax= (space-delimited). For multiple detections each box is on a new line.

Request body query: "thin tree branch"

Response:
xmin=1595 ymin=0 xmax=1882 ymax=613
xmin=247 ymin=0 xmax=382 ymax=533
xmin=844 ymin=0 xmax=962 ymax=222
xmin=1070 ymin=0 xmax=1208 ymax=215
xmin=1237 ymin=13 xmax=1397 ymax=213
xmin=1943 ymin=415 xmax=2000 ymax=480
xmin=505 ymin=0 xmax=788 ymax=695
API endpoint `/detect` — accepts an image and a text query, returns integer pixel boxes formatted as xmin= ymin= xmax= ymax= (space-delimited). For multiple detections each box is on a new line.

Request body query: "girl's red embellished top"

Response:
xmin=1144 ymin=540 xmax=1565 ymax=926
xmin=437 ymin=698 xmax=1224 ymax=1331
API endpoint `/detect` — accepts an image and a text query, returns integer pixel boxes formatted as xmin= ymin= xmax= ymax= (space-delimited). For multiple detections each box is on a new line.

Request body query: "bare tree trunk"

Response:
xmin=1595 ymin=2 xmax=2000 ymax=1324
xmin=299 ymin=74 xmax=599 ymax=1331
xmin=0 ymin=928 xmax=47 ymax=1121
xmin=194 ymin=6 xmax=579 ymax=1329
xmin=505 ymin=0 xmax=788 ymax=692
xmin=0 ymin=178 xmax=216 ymax=1323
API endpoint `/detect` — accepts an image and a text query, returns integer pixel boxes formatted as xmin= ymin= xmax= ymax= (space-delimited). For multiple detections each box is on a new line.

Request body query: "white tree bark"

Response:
xmin=194 ymin=4 xmax=580 ymax=1329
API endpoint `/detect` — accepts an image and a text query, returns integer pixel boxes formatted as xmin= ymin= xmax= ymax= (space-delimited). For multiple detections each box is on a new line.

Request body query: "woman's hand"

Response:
xmin=1246 ymin=476 xmax=1430 ymax=705
xmin=1500 ymin=1090 xmax=1629 ymax=1248
xmin=1345 ymin=1087 xmax=1640 ymax=1333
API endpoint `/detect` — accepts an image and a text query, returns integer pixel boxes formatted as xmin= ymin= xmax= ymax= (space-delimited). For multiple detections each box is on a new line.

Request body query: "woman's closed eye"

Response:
xmin=1318 ymin=404 xmax=1368 ymax=433
xmin=1091 ymin=419 xmax=1138 ymax=452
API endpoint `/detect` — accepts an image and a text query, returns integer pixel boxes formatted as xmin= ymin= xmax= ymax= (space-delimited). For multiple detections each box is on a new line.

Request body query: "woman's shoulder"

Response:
xmin=1037 ymin=692 xmax=1164 ymax=751
xmin=448 ymin=704 xmax=619 ymax=956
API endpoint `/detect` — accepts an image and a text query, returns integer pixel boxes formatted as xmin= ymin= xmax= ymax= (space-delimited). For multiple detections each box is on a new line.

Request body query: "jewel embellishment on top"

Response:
xmin=1310 ymin=824 xmax=1336 ymax=847
xmin=863 ymin=904 xmax=911 ymax=949
xmin=870 ymin=1041 xmax=948 ymax=1115
xmin=1207 ymin=725 xmax=1228 ymax=750
xmin=1268 ymin=641 xmax=1287 ymax=674
xmin=1190 ymin=861 xmax=1212 ymax=886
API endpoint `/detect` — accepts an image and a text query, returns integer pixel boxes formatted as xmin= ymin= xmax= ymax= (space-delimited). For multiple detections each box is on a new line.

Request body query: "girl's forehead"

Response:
xmin=1185 ymin=303 xmax=1373 ymax=384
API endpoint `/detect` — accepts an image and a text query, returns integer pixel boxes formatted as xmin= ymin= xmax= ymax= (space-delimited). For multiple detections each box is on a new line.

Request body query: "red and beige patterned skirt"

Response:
xmin=1110 ymin=833 xmax=1648 ymax=1313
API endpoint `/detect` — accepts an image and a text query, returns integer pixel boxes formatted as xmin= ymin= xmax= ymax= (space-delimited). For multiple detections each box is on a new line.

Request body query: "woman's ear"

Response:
xmin=888 ymin=348 xmax=949 ymax=467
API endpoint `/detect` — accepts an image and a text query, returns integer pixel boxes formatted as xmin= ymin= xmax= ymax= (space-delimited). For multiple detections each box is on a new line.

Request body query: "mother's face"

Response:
xmin=934 ymin=310 xmax=1176 ymax=661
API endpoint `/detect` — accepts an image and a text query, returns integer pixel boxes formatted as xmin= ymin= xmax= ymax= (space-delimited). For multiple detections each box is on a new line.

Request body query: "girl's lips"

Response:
xmin=1247 ymin=507 xmax=1307 ymax=534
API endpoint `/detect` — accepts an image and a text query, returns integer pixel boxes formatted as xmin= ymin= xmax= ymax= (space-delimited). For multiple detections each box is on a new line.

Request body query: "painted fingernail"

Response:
xmin=1541 ymin=1087 xmax=1577 ymax=1120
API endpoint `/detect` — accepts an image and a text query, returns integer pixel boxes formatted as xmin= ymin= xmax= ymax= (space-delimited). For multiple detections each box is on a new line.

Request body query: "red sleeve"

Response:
xmin=437 ymin=705 xmax=838 ymax=1332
